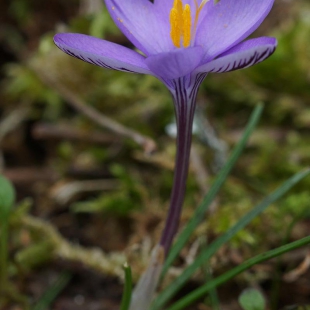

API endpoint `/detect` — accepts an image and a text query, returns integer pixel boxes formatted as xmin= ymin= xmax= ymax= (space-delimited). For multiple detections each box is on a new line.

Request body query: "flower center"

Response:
xmin=169 ymin=0 xmax=210 ymax=48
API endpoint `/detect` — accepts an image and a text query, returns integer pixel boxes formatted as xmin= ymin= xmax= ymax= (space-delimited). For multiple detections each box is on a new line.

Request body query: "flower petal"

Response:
xmin=54 ymin=33 xmax=152 ymax=75
xmin=104 ymin=0 xmax=173 ymax=55
xmin=196 ymin=0 xmax=275 ymax=61
xmin=145 ymin=47 xmax=204 ymax=80
xmin=194 ymin=37 xmax=277 ymax=74
xmin=154 ymin=0 xmax=172 ymax=12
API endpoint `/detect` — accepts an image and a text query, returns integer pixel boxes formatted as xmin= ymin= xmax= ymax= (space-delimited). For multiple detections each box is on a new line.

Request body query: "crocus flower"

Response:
xmin=54 ymin=0 xmax=276 ymax=272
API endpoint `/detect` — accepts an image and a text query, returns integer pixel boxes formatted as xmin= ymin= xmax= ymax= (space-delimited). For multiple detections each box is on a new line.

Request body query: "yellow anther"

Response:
xmin=169 ymin=0 xmax=210 ymax=48
xmin=169 ymin=0 xmax=192 ymax=48
xmin=175 ymin=0 xmax=183 ymax=15
xmin=182 ymin=4 xmax=191 ymax=48
xmin=170 ymin=7 xmax=182 ymax=48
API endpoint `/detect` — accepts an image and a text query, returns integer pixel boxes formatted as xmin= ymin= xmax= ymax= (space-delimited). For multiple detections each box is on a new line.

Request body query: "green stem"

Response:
xmin=120 ymin=263 xmax=133 ymax=310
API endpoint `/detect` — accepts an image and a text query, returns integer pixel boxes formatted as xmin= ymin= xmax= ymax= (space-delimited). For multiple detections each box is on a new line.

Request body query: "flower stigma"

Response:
xmin=169 ymin=0 xmax=210 ymax=48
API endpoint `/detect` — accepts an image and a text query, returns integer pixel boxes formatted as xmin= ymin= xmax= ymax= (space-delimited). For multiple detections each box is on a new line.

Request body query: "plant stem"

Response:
xmin=120 ymin=263 xmax=133 ymax=310
xmin=160 ymin=77 xmax=201 ymax=255
xmin=129 ymin=75 xmax=206 ymax=309
xmin=161 ymin=105 xmax=264 ymax=277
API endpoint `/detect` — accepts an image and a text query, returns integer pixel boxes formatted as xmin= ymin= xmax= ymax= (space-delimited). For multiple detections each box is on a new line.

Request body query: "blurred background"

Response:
xmin=0 ymin=0 xmax=310 ymax=309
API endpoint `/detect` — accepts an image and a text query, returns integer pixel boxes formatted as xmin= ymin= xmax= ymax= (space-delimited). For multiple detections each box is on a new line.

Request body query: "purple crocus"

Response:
xmin=54 ymin=0 xmax=276 ymax=258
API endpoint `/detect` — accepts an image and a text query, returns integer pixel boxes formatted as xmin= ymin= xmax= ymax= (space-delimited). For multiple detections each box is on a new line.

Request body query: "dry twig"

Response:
xmin=32 ymin=122 xmax=118 ymax=144
xmin=20 ymin=215 xmax=126 ymax=279
xmin=31 ymin=64 xmax=157 ymax=154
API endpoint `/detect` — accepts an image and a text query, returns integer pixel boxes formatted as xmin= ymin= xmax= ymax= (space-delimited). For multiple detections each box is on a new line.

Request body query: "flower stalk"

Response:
xmin=160 ymin=77 xmax=203 ymax=255
xmin=129 ymin=76 xmax=206 ymax=309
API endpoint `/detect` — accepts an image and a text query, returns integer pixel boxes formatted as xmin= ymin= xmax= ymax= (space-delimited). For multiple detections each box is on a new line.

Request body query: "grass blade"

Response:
xmin=162 ymin=104 xmax=264 ymax=277
xmin=120 ymin=262 xmax=133 ymax=310
xmin=32 ymin=271 xmax=72 ymax=310
xmin=152 ymin=168 xmax=310 ymax=310
xmin=167 ymin=234 xmax=310 ymax=310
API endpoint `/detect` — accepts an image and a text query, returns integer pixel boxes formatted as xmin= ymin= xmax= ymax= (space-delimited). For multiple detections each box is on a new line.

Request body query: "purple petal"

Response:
xmin=154 ymin=0 xmax=172 ymax=12
xmin=145 ymin=47 xmax=204 ymax=80
xmin=104 ymin=0 xmax=173 ymax=55
xmin=195 ymin=37 xmax=277 ymax=74
xmin=196 ymin=0 xmax=275 ymax=61
xmin=154 ymin=0 xmax=199 ymax=16
xmin=54 ymin=33 xmax=152 ymax=75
